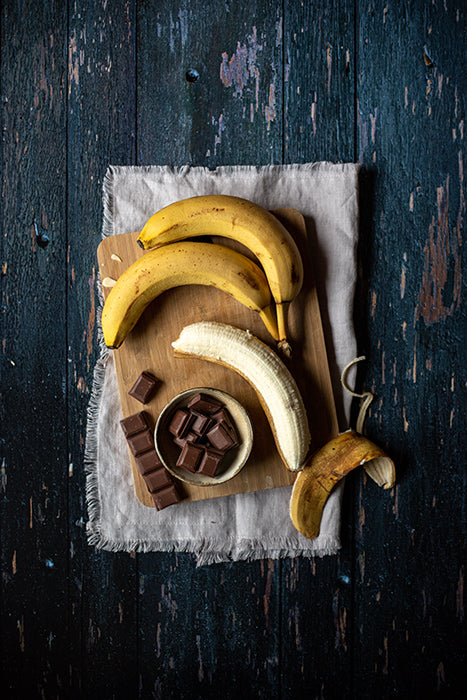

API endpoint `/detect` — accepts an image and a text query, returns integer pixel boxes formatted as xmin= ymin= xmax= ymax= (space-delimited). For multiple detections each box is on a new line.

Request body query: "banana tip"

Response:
xmin=277 ymin=339 xmax=292 ymax=358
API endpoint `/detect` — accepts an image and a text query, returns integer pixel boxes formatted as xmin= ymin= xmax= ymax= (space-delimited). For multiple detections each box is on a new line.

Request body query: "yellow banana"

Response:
xmin=290 ymin=430 xmax=396 ymax=539
xmin=137 ymin=195 xmax=304 ymax=345
xmin=101 ymin=241 xmax=279 ymax=349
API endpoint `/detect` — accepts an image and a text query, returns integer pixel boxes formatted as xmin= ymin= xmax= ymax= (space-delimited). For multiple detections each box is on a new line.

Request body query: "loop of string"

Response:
xmin=341 ymin=356 xmax=374 ymax=434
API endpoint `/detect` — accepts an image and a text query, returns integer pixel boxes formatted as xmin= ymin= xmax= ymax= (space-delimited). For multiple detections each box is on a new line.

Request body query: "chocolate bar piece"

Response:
xmin=197 ymin=450 xmax=223 ymax=478
xmin=120 ymin=411 xmax=150 ymax=438
xmin=191 ymin=411 xmax=212 ymax=436
xmin=127 ymin=429 xmax=154 ymax=457
xmin=206 ymin=422 xmax=235 ymax=452
xmin=168 ymin=408 xmax=192 ymax=437
xmin=128 ymin=371 xmax=159 ymax=404
xmin=187 ymin=393 xmax=223 ymax=414
xmin=152 ymin=484 xmax=182 ymax=510
xmin=135 ymin=448 xmax=163 ymax=476
xmin=212 ymin=408 xmax=238 ymax=442
xmin=121 ymin=408 xmax=184 ymax=509
xmin=176 ymin=442 xmax=204 ymax=473
xmin=143 ymin=467 xmax=174 ymax=493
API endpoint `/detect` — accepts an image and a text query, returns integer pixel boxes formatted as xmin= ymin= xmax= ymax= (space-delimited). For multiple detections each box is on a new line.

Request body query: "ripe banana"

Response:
xmin=290 ymin=430 xmax=396 ymax=539
xmin=138 ymin=195 xmax=304 ymax=345
xmin=102 ymin=242 xmax=279 ymax=349
xmin=172 ymin=321 xmax=311 ymax=472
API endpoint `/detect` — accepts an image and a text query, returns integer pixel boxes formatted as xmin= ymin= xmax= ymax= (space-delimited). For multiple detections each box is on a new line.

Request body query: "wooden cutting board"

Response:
xmin=97 ymin=208 xmax=339 ymax=507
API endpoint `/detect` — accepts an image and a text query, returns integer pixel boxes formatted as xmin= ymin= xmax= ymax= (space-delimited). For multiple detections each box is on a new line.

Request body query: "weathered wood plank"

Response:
xmin=66 ymin=1 xmax=139 ymax=696
xmin=355 ymin=1 xmax=465 ymax=696
xmin=137 ymin=0 xmax=283 ymax=166
xmin=136 ymin=1 xmax=283 ymax=697
xmin=281 ymin=2 xmax=355 ymax=697
xmin=0 ymin=1 xmax=68 ymax=695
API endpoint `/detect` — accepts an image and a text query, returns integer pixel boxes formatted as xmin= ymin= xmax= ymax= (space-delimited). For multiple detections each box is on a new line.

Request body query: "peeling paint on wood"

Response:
xmin=1 ymin=1 xmax=465 ymax=697
xmin=417 ymin=175 xmax=463 ymax=324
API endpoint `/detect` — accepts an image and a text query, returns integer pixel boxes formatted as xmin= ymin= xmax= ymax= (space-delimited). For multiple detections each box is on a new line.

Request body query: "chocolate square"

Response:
xmin=206 ymin=423 xmax=235 ymax=452
xmin=168 ymin=408 xmax=192 ymax=437
xmin=143 ymin=467 xmax=174 ymax=493
xmin=135 ymin=448 xmax=162 ymax=476
xmin=190 ymin=411 xmax=212 ymax=436
xmin=212 ymin=408 xmax=238 ymax=442
xmin=128 ymin=371 xmax=159 ymax=404
xmin=120 ymin=411 xmax=150 ymax=438
xmin=152 ymin=484 xmax=181 ymax=510
xmin=176 ymin=442 xmax=204 ymax=473
xmin=197 ymin=450 xmax=223 ymax=478
xmin=187 ymin=393 xmax=223 ymax=414
xmin=127 ymin=429 xmax=154 ymax=457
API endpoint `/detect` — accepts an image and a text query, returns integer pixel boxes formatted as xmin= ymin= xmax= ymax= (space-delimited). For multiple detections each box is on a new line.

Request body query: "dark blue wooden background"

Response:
xmin=1 ymin=1 xmax=465 ymax=697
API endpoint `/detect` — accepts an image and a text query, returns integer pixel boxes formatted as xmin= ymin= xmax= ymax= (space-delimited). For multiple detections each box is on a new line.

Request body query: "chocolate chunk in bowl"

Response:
xmin=155 ymin=388 xmax=253 ymax=487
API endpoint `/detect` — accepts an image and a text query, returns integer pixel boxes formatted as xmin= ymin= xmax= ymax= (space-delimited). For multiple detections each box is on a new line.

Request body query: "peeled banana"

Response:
xmin=102 ymin=242 xmax=279 ymax=349
xmin=172 ymin=321 xmax=311 ymax=472
xmin=290 ymin=430 xmax=396 ymax=539
xmin=138 ymin=195 xmax=304 ymax=344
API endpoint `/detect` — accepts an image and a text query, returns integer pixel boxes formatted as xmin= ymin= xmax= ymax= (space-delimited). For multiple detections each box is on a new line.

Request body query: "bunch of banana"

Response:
xmin=172 ymin=321 xmax=396 ymax=539
xmin=137 ymin=194 xmax=304 ymax=350
xmin=101 ymin=241 xmax=280 ymax=349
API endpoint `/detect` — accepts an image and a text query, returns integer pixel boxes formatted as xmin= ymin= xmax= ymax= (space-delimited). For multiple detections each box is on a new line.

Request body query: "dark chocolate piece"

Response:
xmin=152 ymin=484 xmax=182 ymax=510
xmin=128 ymin=371 xmax=159 ymax=404
xmin=120 ymin=411 xmax=150 ymax=438
xmin=187 ymin=393 xmax=223 ymax=414
xmin=127 ymin=429 xmax=154 ymax=457
xmin=212 ymin=408 xmax=238 ymax=441
xmin=176 ymin=442 xmax=204 ymax=473
xmin=168 ymin=408 xmax=192 ymax=437
xmin=190 ymin=411 xmax=212 ymax=436
xmin=143 ymin=467 xmax=174 ymax=493
xmin=206 ymin=422 xmax=235 ymax=452
xmin=135 ymin=448 xmax=162 ymax=476
xmin=197 ymin=450 xmax=223 ymax=478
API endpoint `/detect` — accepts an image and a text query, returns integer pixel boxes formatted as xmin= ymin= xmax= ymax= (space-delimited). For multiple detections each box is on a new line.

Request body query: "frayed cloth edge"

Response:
xmin=86 ymin=523 xmax=341 ymax=566
xmin=105 ymin=161 xmax=360 ymax=183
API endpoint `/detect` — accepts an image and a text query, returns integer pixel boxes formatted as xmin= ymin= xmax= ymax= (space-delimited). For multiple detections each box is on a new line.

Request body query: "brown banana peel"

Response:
xmin=290 ymin=430 xmax=396 ymax=539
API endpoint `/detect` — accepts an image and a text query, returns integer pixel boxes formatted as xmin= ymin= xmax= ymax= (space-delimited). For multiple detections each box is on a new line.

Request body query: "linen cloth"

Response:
xmin=85 ymin=163 xmax=360 ymax=565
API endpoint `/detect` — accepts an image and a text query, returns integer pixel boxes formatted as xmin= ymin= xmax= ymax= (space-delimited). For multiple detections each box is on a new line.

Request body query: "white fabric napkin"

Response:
xmin=85 ymin=163 xmax=360 ymax=565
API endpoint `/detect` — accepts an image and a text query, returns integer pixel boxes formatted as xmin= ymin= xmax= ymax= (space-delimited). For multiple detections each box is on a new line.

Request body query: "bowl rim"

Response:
xmin=154 ymin=387 xmax=253 ymax=486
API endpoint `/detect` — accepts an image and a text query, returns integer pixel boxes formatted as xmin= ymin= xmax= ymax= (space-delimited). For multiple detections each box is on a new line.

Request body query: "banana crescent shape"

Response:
xmin=290 ymin=430 xmax=396 ymax=539
xmin=101 ymin=242 xmax=279 ymax=349
xmin=172 ymin=321 xmax=311 ymax=472
xmin=138 ymin=195 xmax=304 ymax=343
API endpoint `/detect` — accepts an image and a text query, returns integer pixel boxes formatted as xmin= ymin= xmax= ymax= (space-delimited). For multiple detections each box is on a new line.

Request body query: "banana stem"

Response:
xmin=276 ymin=302 xmax=290 ymax=342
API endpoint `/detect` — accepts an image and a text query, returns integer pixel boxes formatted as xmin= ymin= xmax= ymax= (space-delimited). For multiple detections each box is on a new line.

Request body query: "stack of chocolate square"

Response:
xmin=120 ymin=411 xmax=182 ymax=510
xmin=168 ymin=393 xmax=240 ymax=478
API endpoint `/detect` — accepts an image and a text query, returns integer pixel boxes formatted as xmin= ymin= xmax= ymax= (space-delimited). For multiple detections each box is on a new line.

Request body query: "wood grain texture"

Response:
xmin=137 ymin=0 xmax=283 ymax=167
xmin=0 ymin=0 xmax=465 ymax=697
xmin=66 ymin=1 xmax=139 ymax=696
xmin=97 ymin=209 xmax=337 ymax=506
xmin=0 ymin=1 xmax=68 ymax=695
xmin=355 ymin=1 xmax=465 ymax=697
xmin=281 ymin=3 xmax=356 ymax=698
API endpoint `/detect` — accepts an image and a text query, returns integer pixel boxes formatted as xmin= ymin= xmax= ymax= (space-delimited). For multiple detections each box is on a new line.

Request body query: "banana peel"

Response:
xmin=290 ymin=430 xmax=396 ymax=539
